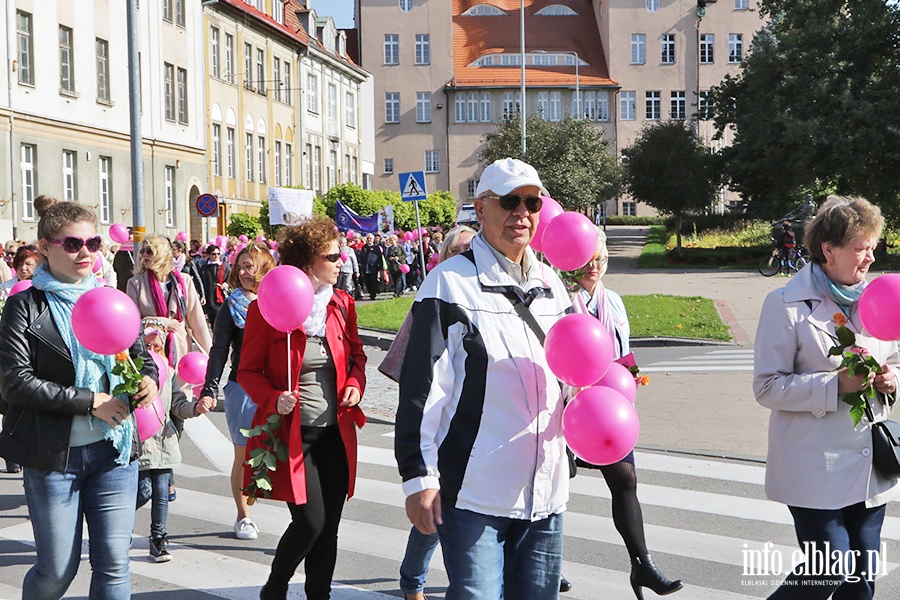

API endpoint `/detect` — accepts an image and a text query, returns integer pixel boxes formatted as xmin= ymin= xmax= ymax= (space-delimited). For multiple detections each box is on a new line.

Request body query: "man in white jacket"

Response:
xmin=395 ymin=158 xmax=571 ymax=600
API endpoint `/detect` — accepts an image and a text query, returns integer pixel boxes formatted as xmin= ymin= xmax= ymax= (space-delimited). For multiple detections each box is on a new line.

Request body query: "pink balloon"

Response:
xmin=340 ymin=251 xmax=349 ymax=262
xmin=216 ymin=235 xmax=228 ymax=248
xmin=9 ymin=279 xmax=32 ymax=296
xmin=400 ymin=263 xmax=411 ymax=274
xmin=258 ymin=265 xmax=314 ymax=332
xmin=72 ymin=287 xmax=142 ymax=355
xmin=531 ymin=196 xmax=564 ymax=253
xmin=109 ymin=223 xmax=130 ymax=244
xmin=92 ymin=254 xmax=102 ymax=274
xmin=177 ymin=351 xmax=208 ymax=386
xmin=412 ymin=230 xmax=420 ymax=240
xmin=239 ymin=235 xmax=249 ymax=243
xmin=135 ymin=396 xmax=165 ymax=442
xmin=859 ymin=274 xmax=900 ymax=341
xmin=426 ymin=253 xmax=439 ymax=272
xmin=256 ymin=235 xmax=266 ymax=243
xmin=563 ymin=387 xmax=640 ymax=466
xmin=150 ymin=350 xmax=168 ymax=383
xmin=420 ymin=228 xmax=428 ymax=236
xmin=192 ymin=385 xmax=204 ymax=399
xmin=347 ymin=229 xmax=355 ymax=238
xmin=541 ymin=212 xmax=598 ymax=271
xmin=544 ymin=313 xmax=613 ymax=387
xmin=175 ymin=231 xmax=187 ymax=242
xmin=594 ymin=362 xmax=637 ymax=404
xmin=403 ymin=231 xmax=413 ymax=241
xmin=269 ymin=241 xmax=278 ymax=250
xmin=96 ymin=277 xmax=108 ymax=287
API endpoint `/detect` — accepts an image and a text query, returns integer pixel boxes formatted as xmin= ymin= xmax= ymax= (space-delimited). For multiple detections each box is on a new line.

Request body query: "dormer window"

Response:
xmin=462 ymin=4 xmax=506 ymax=16
xmin=399 ymin=0 xmax=412 ymax=11
xmin=535 ymin=5 xmax=578 ymax=16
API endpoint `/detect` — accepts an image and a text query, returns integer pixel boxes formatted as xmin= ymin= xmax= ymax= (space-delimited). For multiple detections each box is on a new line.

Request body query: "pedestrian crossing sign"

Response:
xmin=398 ymin=171 xmax=428 ymax=202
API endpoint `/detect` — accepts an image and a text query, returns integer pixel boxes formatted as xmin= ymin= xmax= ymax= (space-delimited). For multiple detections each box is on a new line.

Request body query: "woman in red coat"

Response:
xmin=238 ymin=217 xmax=367 ymax=600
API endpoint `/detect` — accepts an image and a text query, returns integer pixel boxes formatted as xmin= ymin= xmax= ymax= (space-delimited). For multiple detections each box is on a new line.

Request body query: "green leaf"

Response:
xmin=274 ymin=443 xmax=289 ymax=462
xmin=841 ymin=391 xmax=862 ymax=407
xmin=133 ymin=356 xmax=144 ymax=370
xmin=262 ymin=452 xmax=277 ymax=470
xmin=247 ymin=455 xmax=263 ymax=468
xmin=828 ymin=346 xmax=844 ymax=357
xmin=850 ymin=404 xmax=866 ymax=428
xmin=257 ymin=477 xmax=273 ymax=491
xmin=249 ymin=447 xmax=266 ymax=458
xmin=836 ymin=327 xmax=856 ymax=347
xmin=267 ymin=413 xmax=282 ymax=425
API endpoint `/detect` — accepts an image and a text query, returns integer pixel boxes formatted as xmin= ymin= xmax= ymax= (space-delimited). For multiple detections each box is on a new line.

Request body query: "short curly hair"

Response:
xmin=37 ymin=201 xmax=98 ymax=241
xmin=278 ymin=216 xmax=338 ymax=273
xmin=804 ymin=195 xmax=884 ymax=265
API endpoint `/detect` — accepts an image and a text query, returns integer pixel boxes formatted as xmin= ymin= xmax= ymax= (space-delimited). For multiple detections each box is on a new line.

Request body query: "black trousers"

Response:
xmin=364 ymin=272 xmax=381 ymax=299
xmin=266 ymin=425 xmax=349 ymax=600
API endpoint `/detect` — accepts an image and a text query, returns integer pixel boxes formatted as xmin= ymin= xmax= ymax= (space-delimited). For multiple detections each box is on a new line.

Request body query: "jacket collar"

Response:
xmin=784 ymin=263 xmax=862 ymax=338
xmin=25 ymin=290 xmax=72 ymax=361
xmin=470 ymin=232 xmax=553 ymax=302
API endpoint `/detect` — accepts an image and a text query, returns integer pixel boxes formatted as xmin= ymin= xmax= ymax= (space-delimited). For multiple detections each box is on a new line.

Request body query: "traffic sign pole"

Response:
xmin=414 ymin=201 xmax=426 ymax=279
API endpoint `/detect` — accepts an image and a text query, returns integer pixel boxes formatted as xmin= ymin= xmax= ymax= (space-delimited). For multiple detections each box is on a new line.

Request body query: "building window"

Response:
xmin=425 ymin=150 xmax=439 ymax=173
xmin=273 ymin=58 xmax=281 ymax=101
xmin=273 ymin=0 xmax=285 ymax=23
xmin=62 ymin=150 xmax=77 ymax=200
xmin=226 ymin=127 xmax=235 ymax=178
xmin=99 ymin=157 xmax=112 ymax=224
xmin=20 ymin=144 xmax=36 ymax=220
xmin=385 ymin=92 xmax=400 ymax=123
xmin=163 ymin=0 xmax=173 ymax=23
xmin=175 ymin=0 xmax=185 ymax=27
xmin=671 ymin=91 xmax=686 ymax=120
xmin=645 ymin=91 xmax=661 ymax=120
xmin=244 ymin=42 xmax=253 ymax=90
xmin=59 ymin=26 xmax=74 ymax=93
xmin=549 ymin=91 xmax=561 ymax=122
xmin=631 ymin=34 xmax=646 ymax=65
xmin=212 ymin=124 xmax=221 ymax=176
xmin=416 ymin=92 xmax=432 ymax=123
xmin=464 ymin=92 xmax=476 ymax=122
xmin=646 ymin=0 xmax=660 ymax=11
xmin=284 ymin=62 xmax=292 ymax=105
xmin=211 ymin=27 xmax=220 ymax=78
xmin=177 ymin=68 xmax=188 ymax=124
xmin=502 ymin=92 xmax=520 ymax=119
xmin=304 ymin=143 xmax=312 ymax=187
xmin=622 ymin=201 xmax=637 ymax=217
xmin=582 ymin=91 xmax=595 ymax=120
xmin=481 ymin=92 xmax=492 ymax=121
xmin=225 ymin=34 xmax=234 ymax=83
xmin=96 ymin=39 xmax=110 ymax=102
xmin=463 ymin=4 xmax=506 ymax=15
xmin=700 ymin=34 xmax=715 ymax=64
xmin=399 ymin=0 xmax=413 ymax=11
xmin=285 ymin=143 xmax=292 ymax=186
xmin=698 ymin=90 xmax=713 ymax=120
xmin=258 ymin=136 xmax=266 ymax=183
xmin=620 ymin=91 xmax=636 ymax=121
xmin=165 ymin=166 xmax=175 ymax=227
xmin=661 ymin=34 xmax=675 ymax=65
xmin=729 ymin=34 xmax=743 ymax=63
xmin=384 ymin=158 xmax=394 ymax=174
xmin=571 ymin=91 xmax=583 ymax=119
xmin=16 ymin=12 xmax=33 ymax=85
xmin=328 ymin=150 xmax=337 ymax=189
xmin=384 ymin=34 xmax=399 ymax=65
xmin=307 ymin=73 xmax=319 ymax=113
xmin=537 ymin=92 xmax=548 ymax=119
xmin=735 ymin=0 xmax=749 ymax=9
xmin=256 ymin=49 xmax=265 ymax=93
xmin=274 ymin=141 xmax=281 ymax=186
xmin=246 ymin=133 xmax=254 ymax=181
xmin=164 ymin=63 xmax=175 ymax=120
xmin=328 ymin=83 xmax=338 ymax=122
xmin=346 ymin=92 xmax=356 ymax=128
xmin=467 ymin=179 xmax=478 ymax=198
xmin=415 ymin=34 xmax=430 ymax=65
xmin=313 ymin=146 xmax=321 ymax=191
xmin=598 ymin=91 xmax=610 ymax=121
xmin=455 ymin=94 xmax=466 ymax=122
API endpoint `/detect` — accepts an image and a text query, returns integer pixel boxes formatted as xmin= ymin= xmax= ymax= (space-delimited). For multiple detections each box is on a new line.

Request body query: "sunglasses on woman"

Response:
xmin=490 ymin=194 xmax=543 ymax=212
xmin=49 ymin=235 xmax=103 ymax=254
xmin=321 ymin=253 xmax=342 ymax=263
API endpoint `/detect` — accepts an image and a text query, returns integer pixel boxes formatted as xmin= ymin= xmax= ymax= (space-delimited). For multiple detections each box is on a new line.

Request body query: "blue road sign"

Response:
xmin=196 ymin=193 xmax=219 ymax=217
xmin=398 ymin=171 xmax=428 ymax=202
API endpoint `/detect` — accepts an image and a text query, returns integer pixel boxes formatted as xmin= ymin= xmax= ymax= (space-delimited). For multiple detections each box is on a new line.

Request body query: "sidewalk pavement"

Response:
xmin=359 ymin=226 xmax=787 ymax=462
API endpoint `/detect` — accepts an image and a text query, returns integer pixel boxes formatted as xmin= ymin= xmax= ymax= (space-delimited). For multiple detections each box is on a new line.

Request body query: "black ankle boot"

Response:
xmin=630 ymin=555 xmax=683 ymax=600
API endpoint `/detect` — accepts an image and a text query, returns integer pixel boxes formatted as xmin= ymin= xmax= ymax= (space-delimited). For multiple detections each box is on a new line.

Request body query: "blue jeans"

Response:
xmin=436 ymin=506 xmax=563 ymax=600
xmin=136 ymin=468 xmax=173 ymax=539
xmin=399 ymin=527 xmax=440 ymax=594
xmin=224 ymin=380 xmax=256 ymax=446
xmin=23 ymin=439 xmax=138 ymax=600
xmin=768 ymin=502 xmax=886 ymax=600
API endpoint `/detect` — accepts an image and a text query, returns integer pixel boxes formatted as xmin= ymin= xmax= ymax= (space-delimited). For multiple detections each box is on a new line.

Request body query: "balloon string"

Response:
xmin=286 ymin=330 xmax=292 ymax=396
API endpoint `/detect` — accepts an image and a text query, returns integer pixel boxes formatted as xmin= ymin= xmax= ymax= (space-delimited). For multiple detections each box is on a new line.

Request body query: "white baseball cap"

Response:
xmin=475 ymin=158 xmax=548 ymax=198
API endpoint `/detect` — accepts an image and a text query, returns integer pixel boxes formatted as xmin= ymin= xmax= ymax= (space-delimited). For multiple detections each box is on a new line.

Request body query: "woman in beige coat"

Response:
xmin=126 ymin=234 xmax=212 ymax=371
xmin=754 ymin=196 xmax=900 ymax=599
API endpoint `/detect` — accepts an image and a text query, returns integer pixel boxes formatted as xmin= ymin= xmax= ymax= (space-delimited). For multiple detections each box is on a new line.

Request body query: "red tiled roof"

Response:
xmin=451 ymin=0 xmax=617 ymax=89
xmin=218 ymin=0 xmax=310 ymax=46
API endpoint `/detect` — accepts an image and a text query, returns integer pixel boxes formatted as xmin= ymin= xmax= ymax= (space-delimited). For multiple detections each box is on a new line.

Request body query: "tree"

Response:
xmin=479 ymin=115 xmax=620 ymax=211
xmin=317 ymin=183 xmax=457 ymax=230
xmin=622 ymin=121 xmax=718 ymax=253
xmin=226 ymin=212 xmax=261 ymax=238
xmin=710 ymin=0 xmax=900 ymax=220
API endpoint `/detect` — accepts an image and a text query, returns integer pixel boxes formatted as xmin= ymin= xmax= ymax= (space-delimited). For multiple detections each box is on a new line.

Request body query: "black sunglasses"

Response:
xmin=139 ymin=247 xmax=154 ymax=256
xmin=321 ymin=253 xmax=342 ymax=263
xmin=494 ymin=194 xmax=543 ymax=212
xmin=49 ymin=235 xmax=103 ymax=254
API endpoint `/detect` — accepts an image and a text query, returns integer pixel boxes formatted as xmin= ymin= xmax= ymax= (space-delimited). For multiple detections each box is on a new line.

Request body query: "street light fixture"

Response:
xmin=534 ymin=50 xmax=580 ymax=118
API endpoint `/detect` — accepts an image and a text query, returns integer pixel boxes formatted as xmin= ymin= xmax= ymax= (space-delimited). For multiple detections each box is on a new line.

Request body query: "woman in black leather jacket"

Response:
xmin=0 ymin=202 xmax=158 ymax=600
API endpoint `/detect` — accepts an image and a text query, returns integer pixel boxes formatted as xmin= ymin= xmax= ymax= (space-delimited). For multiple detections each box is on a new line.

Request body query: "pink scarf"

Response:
xmin=149 ymin=269 xmax=187 ymax=366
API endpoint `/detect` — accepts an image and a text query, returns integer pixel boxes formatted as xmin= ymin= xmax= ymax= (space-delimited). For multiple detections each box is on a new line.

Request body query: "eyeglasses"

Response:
xmin=49 ymin=236 xmax=103 ymax=254
xmin=139 ymin=247 xmax=154 ymax=256
xmin=209 ymin=251 xmax=221 ymax=256
xmin=490 ymin=194 xmax=543 ymax=212
xmin=321 ymin=253 xmax=342 ymax=262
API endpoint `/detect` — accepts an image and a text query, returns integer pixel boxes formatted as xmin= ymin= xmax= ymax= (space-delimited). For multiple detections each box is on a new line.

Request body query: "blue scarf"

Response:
xmin=227 ymin=288 xmax=254 ymax=329
xmin=31 ymin=264 xmax=133 ymax=465
xmin=812 ymin=262 xmax=866 ymax=316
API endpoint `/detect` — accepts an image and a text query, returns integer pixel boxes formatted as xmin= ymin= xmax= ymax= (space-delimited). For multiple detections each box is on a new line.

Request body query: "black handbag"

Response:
xmin=865 ymin=396 xmax=900 ymax=480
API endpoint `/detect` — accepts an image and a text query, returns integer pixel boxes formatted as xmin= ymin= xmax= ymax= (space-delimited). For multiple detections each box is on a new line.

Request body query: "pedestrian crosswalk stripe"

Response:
xmin=643 ymin=365 xmax=755 ymax=372
xmin=182 ymin=413 xmax=234 ymax=473
xmin=642 ymin=349 xmax=755 ymax=373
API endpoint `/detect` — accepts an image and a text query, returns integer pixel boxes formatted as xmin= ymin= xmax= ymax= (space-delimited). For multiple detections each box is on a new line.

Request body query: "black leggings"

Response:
xmin=598 ymin=459 xmax=648 ymax=559
xmin=266 ymin=425 xmax=349 ymax=600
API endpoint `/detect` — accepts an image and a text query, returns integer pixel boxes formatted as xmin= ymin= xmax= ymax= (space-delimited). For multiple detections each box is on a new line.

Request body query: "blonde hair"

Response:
xmin=227 ymin=243 xmax=276 ymax=290
xmin=438 ymin=225 xmax=477 ymax=263
xmin=135 ymin=234 xmax=175 ymax=279
xmin=804 ymin=195 xmax=884 ymax=264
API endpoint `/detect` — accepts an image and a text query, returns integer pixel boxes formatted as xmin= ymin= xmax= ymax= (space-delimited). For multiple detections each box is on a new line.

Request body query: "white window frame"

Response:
xmin=384 ymin=34 xmax=399 ymax=65
xmin=385 ymin=92 xmax=400 ymax=123
xmin=481 ymin=92 xmax=492 ymax=121
xmin=583 ymin=91 xmax=596 ymax=121
xmin=328 ymin=150 xmax=336 ymax=189
xmin=284 ymin=61 xmax=292 ymax=105
xmin=671 ymin=91 xmax=686 ymax=120
xmin=415 ymin=34 xmax=430 ymax=65
xmin=646 ymin=0 xmax=660 ymax=11
xmin=399 ymin=0 xmax=413 ymax=12
xmin=313 ymin=146 xmax=321 ymax=191
xmin=175 ymin=0 xmax=185 ymax=27
xmin=735 ymin=0 xmax=749 ymax=9
xmin=466 ymin=92 xmax=478 ymax=122
xmin=537 ymin=91 xmax=548 ymax=119
xmin=328 ymin=83 xmax=338 ymax=122
xmin=212 ymin=124 xmax=221 ymax=176
xmin=99 ymin=156 xmax=112 ymax=224
xmin=245 ymin=133 xmax=254 ymax=181
xmin=416 ymin=92 xmax=431 ymax=123
xmin=62 ymin=150 xmax=77 ymax=200
xmin=661 ymin=34 xmax=675 ymax=65
xmin=620 ymin=91 xmax=636 ymax=121
xmin=304 ymin=143 xmax=312 ymax=186
xmin=20 ymin=144 xmax=35 ymax=220
xmin=96 ymin=38 xmax=110 ymax=102
xmin=645 ymin=91 xmax=661 ymax=120
xmin=307 ymin=73 xmax=319 ymax=113
xmin=59 ymin=25 xmax=74 ymax=93
xmin=384 ymin=158 xmax=394 ymax=174
xmin=425 ymin=150 xmax=439 ymax=173
xmin=549 ymin=91 xmax=561 ymax=122
xmin=16 ymin=12 xmax=33 ymax=85
xmin=631 ymin=34 xmax=646 ymax=65
xmin=274 ymin=141 xmax=281 ymax=186
xmin=700 ymin=34 xmax=715 ymax=64
xmin=273 ymin=57 xmax=281 ymax=101
xmin=244 ymin=42 xmax=253 ymax=90
xmin=273 ymin=0 xmax=285 ymax=24
xmin=285 ymin=143 xmax=292 ymax=186
xmin=177 ymin=67 xmax=188 ymax=124
xmin=698 ymin=90 xmax=712 ymax=120
xmin=345 ymin=91 xmax=356 ymax=128
xmin=622 ymin=201 xmax=637 ymax=217
xmin=258 ymin=136 xmax=266 ymax=183
xmin=165 ymin=166 xmax=175 ymax=227
xmin=226 ymin=127 xmax=235 ymax=178
xmin=211 ymin=27 xmax=220 ymax=78
xmin=164 ymin=63 xmax=175 ymax=120
xmin=256 ymin=48 xmax=265 ymax=93
xmin=224 ymin=33 xmax=234 ymax=83
xmin=729 ymin=34 xmax=743 ymax=63
xmin=598 ymin=91 xmax=609 ymax=121
xmin=467 ymin=179 xmax=478 ymax=198
xmin=455 ymin=94 xmax=466 ymax=122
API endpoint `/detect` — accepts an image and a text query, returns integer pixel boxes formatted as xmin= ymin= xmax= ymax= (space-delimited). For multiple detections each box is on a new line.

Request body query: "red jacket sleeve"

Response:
xmin=342 ymin=293 xmax=367 ymax=396
xmin=236 ymin=301 xmax=281 ymax=414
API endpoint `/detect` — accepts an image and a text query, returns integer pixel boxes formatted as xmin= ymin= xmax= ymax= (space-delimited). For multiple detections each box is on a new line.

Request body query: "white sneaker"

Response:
xmin=234 ymin=518 xmax=259 ymax=540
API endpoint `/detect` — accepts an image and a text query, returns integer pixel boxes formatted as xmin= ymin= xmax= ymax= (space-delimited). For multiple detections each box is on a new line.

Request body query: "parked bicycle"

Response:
xmin=759 ymin=238 xmax=809 ymax=276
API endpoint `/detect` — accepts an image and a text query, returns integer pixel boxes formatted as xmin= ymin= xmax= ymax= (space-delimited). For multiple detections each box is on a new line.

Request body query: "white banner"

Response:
xmin=267 ymin=187 xmax=315 ymax=226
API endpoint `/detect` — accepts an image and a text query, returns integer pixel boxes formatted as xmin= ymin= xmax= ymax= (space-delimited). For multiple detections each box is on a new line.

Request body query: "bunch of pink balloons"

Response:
xmin=563 ymin=386 xmax=640 ymax=465
xmin=593 ymin=362 xmax=638 ymax=404
xmin=72 ymin=287 xmax=142 ymax=355
xmin=544 ymin=313 xmax=614 ymax=387
xmin=859 ymin=273 xmax=900 ymax=341
xmin=257 ymin=265 xmax=314 ymax=332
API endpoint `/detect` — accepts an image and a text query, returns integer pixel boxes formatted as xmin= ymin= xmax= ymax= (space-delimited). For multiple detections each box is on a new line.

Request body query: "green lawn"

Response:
xmin=356 ymin=293 xmax=731 ymax=341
